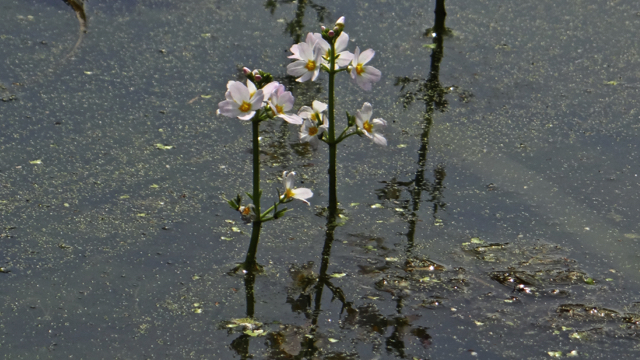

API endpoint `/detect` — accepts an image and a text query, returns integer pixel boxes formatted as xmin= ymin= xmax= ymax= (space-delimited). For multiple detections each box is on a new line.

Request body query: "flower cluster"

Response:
xmin=217 ymin=75 xmax=301 ymax=124
xmin=286 ymin=17 xmax=381 ymax=92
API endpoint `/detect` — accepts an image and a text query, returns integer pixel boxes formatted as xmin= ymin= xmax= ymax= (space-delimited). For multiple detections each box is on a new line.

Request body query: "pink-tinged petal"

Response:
xmin=372 ymin=133 xmax=387 ymax=146
xmin=298 ymin=42 xmax=315 ymax=61
xmin=351 ymin=47 xmax=361 ymax=65
xmin=278 ymin=113 xmax=303 ymax=125
xmin=297 ymin=71 xmax=313 ymax=83
xmin=350 ymin=67 xmax=358 ymax=80
xmin=358 ymin=48 xmax=376 ymax=65
xmin=305 ymin=32 xmax=316 ymax=44
xmin=355 ymin=76 xmax=373 ymax=91
xmin=287 ymin=61 xmax=309 ymax=77
xmin=336 ymin=51 xmax=354 ymax=67
xmin=249 ymin=90 xmax=264 ymax=109
xmin=218 ymin=100 xmax=241 ymax=118
xmin=262 ymin=82 xmax=280 ymax=99
xmin=237 ymin=111 xmax=256 ymax=120
xmin=228 ymin=81 xmax=250 ymax=102
xmin=335 ymin=32 xmax=349 ymax=52
xmin=226 ymin=80 xmax=239 ymax=91
xmin=246 ymin=80 xmax=257 ymax=96
xmin=279 ymin=92 xmax=295 ymax=111
xmin=362 ymin=66 xmax=382 ymax=83
xmin=360 ymin=103 xmax=373 ymax=120
xmin=288 ymin=44 xmax=301 ymax=59
xmin=292 ymin=188 xmax=313 ymax=204
xmin=224 ymin=90 xmax=233 ymax=100
xmin=312 ymin=33 xmax=330 ymax=53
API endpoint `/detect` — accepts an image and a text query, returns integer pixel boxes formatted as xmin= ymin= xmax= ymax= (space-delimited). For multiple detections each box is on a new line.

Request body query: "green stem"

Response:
xmin=251 ymin=117 xmax=261 ymax=214
xmin=328 ymin=38 xmax=338 ymax=213
xmin=243 ymin=116 xmax=262 ymax=271
xmin=244 ymin=221 xmax=262 ymax=274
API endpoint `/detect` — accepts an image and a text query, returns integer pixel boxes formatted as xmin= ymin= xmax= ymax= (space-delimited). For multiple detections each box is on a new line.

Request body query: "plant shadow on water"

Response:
xmin=2 ymin=0 xmax=640 ymax=359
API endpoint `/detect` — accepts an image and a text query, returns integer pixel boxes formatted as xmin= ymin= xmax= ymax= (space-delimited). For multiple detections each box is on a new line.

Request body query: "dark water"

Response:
xmin=1 ymin=0 xmax=640 ymax=358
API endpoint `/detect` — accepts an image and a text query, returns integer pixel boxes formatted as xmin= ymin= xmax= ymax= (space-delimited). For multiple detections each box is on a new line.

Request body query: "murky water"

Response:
xmin=1 ymin=0 xmax=640 ymax=358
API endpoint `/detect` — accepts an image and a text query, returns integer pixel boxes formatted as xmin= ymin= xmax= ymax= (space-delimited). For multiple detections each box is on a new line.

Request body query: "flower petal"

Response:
xmin=312 ymin=100 xmax=328 ymax=113
xmin=362 ymin=66 xmax=382 ymax=83
xmin=278 ymin=113 xmax=303 ymax=125
xmin=372 ymin=133 xmax=387 ymax=146
xmin=287 ymin=61 xmax=310 ymax=77
xmin=291 ymin=188 xmax=313 ymax=204
xmin=237 ymin=111 xmax=256 ymax=120
xmin=372 ymin=118 xmax=387 ymax=128
xmin=335 ymin=32 xmax=349 ymax=53
xmin=218 ymin=100 xmax=241 ymax=118
xmin=359 ymin=102 xmax=373 ymax=121
xmin=249 ymin=90 xmax=264 ymax=109
xmin=358 ymin=49 xmax=376 ymax=65
xmin=228 ymin=81 xmax=250 ymax=102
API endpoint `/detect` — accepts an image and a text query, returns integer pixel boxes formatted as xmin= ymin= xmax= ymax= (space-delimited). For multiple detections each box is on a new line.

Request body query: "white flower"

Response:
xmin=356 ymin=102 xmax=387 ymax=146
xmin=261 ymin=81 xmax=281 ymax=101
xmin=217 ymin=80 xmax=264 ymax=120
xmin=267 ymin=83 xmax=302 ymax=124
xmin=316 ymin=32 xmax=353 ymax=68
xmin=287 ymin=41 xmax=323 ymax=82
xmin=298 ymin=100 xmax=327 ymax=122
xmin=349 ymin=47 xmax=382 ymax=91
xmin=281 ymin=171 xmax=313 ymax=205
xmin=290 ymin=32 xmax=353 ymax=69
xmin=288 ymin=33 xmax=317 ymax=61
xmin=299 ymin=118 xmax=327 ymax=147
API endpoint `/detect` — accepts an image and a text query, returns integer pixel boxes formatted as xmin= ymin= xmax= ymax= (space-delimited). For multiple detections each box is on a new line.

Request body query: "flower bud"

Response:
xmin=328 ymin=30 xmax=335 ymax=37
xmin=242 ymin=67 xmax=251 ymax=75
xmin=321 ymin=25 xmax=326 ymax=31
xmin=335 ymin=16 xmax=345 ymax=31
xmin=254 ymin=74 xmax=262 ymax=81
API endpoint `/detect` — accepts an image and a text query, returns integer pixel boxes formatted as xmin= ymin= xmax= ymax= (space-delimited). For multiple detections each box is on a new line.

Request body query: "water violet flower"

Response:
xmin=349 ymin=47 xmax=382 ymax=91
xmin=356 ymin=102 xmax=387 ymax=146
xmin=267 ymin=83 xmax=302 ymax=124
xmin=299 ymin=118 xmax=327 ymax=147
xmin=217 ymin=80 xmax=264 ymax=120
xmin=287 ymin=41 xmax=323 ymax=82
xmin=298 ymin=100 xmax=328 ymax=123
xmin=281 ymin=171 xmax=313 ymax=205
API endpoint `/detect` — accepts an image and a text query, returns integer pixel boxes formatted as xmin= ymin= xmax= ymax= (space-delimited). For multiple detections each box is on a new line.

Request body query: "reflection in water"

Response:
xmin=381 ymin=0 xmax=449 ymax=260
xmin=265 ymin=0 xmax=328 ymax=44
xmin=12 ymin=0 xmax=88 ymax=88
xmin=229 ymin=226 xmax=260 ymax=359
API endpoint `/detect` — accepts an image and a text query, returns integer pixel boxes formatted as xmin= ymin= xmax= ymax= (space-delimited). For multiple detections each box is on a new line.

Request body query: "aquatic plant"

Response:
xmin=217 ymin=70 xmax=313 ymax=271
xmin=286 ymin=16 xmax=387 ymax=213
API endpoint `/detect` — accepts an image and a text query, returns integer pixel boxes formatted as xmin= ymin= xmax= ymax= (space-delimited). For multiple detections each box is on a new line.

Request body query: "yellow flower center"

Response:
xmin=305 ymin=60 xmax=316 ymax=71
xmin=356 ymin=63 xmax=365 ymax=75
xmin=310 ymin=113 xmax=317 ymax=121
xmin=308 ymin=127 xmax=318 ymax=136
xmin=363 ymin=120 xmax=373 ymax=133
xmin=284 ymin=188 xmax=295 ymax=199
xmin=275 ymin=104 xmax=284 ymax=114
xmin=239 ymin=101 xmax=252 ymax=113
xmin=241 ymin=207 xmax=251 ymax=215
